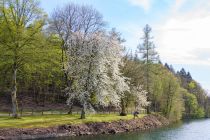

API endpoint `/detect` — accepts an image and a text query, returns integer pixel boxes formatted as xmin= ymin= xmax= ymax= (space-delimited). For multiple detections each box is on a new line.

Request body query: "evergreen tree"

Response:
xmin=179 ymin=68 xmax=187 ymax=77
xmin=164 ymin=63 xmax=170 ymax=70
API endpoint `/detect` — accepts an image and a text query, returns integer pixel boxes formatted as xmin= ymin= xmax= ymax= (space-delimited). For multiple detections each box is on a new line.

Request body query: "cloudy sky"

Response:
xmin=41 ymin=0 xmax=210 ymax=91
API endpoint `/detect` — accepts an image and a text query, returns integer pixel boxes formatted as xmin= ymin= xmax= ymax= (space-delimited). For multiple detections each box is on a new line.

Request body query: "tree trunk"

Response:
xmin=80 ymin=104 xmax=86 ymax=119
xmin=154 ymin=101 xmax=157 ymax=112
xmin=61 ymin=46 xmax=71 ymax=87
xmin=68 ymin=104 xmax=73 ymax=114
xmin=146 ymin=67 xmax=151 ymax=114
xmin=146 ymin=35 xmax=150 ymax=114
xmin=120 ymin=98 xmax=127 ymax=116
xmin=11 ymin=68 xmax=19 ymax=118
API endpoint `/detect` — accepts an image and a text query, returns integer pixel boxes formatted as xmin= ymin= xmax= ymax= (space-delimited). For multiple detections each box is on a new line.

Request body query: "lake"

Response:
xmin=41 ymin=119 xmax=210 ymax=140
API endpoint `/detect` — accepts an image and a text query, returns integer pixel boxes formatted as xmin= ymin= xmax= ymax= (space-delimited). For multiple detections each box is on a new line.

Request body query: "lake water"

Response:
xmin=43 ymin=119 xmax=210 ymax=140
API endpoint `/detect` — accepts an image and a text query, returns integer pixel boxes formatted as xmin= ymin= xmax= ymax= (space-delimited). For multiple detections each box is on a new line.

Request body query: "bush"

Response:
xmin=194 ymin=107 xmax=205 ymax=118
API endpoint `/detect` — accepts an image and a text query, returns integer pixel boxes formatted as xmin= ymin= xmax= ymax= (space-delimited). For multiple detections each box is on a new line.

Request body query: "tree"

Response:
xmin=65 ymin=28 xmax=130 ymax=119
xmin=182 ymin=89 xmax=205 ymax=118
xmin=156 ymin=71 xmax=185 ymax=122
xmin=137 ymin=24 xmax=159 ymax=64
xmin=177 ymin=67 xmax=207 ymax=116
xmin=0 ymin=0 xmax=46 ymax=118
xmin=137 ymin=24 xmax=159 ymax=113
xmin=150 ymin=75 xmax=163 ymax=112
xmin=50 ymin=3 xmax=105 ymax=115
xmin=122 ymin=53 xmax=149 ymax=114
xmin=49 ymin=3 xmax=105 ymax=88
xmin=164 ymin=63 xmax=170 ymax=70
xmin=131 ymin=86 xmax=149 ymax=110
xmin=179 ymin=68 xmax=187 ymax=77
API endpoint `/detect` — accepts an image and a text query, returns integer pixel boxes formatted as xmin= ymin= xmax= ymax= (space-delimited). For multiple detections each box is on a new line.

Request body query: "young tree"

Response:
xmin=137 ymin=24 xmax=159 ymax=113
xmin=0 ymin=0 xmax=46 ymax=118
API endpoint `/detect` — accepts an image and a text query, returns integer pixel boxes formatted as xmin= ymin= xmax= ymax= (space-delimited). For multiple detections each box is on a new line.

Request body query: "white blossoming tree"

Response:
xmin=65 ymin=29 xmax=131 ymax=119
xmin=131 ymin=86 xmax=150 ymax=110
xmin=50 ymin=3 xmax=105 ymax=115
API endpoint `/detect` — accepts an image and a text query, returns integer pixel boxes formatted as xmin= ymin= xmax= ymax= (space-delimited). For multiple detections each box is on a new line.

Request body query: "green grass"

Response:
xmin=0 ymin=114 xmax=146 ymax=128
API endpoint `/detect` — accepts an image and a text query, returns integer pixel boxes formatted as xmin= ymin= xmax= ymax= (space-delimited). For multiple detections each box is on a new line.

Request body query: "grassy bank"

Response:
xmin=0 ymin=114 xmax=146 ymax=128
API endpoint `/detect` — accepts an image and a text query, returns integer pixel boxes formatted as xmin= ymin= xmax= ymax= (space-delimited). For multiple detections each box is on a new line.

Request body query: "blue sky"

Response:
xmin=40 ymin=0 xmax=210 ymax=92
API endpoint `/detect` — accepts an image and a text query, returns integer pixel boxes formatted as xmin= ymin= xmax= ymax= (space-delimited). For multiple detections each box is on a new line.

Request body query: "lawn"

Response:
xmin=0 ymin=114 xmax=146 ymax=128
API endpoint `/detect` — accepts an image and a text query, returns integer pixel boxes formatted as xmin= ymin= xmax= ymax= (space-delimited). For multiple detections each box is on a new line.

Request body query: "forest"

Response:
xmin=0 ymin=0 xmax=210 ymax=122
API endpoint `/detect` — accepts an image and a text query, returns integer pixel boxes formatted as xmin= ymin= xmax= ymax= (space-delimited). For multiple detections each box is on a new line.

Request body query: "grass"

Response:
xmin=0 ymin=113 xmax=146 ymax=128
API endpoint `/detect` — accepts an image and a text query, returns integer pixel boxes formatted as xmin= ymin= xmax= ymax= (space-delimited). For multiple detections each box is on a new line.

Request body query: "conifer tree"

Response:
xmin=137 ymin=24 xmax=159 ymax=113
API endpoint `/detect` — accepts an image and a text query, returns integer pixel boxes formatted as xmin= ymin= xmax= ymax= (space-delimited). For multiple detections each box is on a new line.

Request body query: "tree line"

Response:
xmin=0 ymin=0 xmax=209 ymax=121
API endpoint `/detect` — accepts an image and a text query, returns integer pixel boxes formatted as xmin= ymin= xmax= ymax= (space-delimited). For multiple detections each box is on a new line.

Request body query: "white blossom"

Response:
xmin=65 ymin=30 xmax=149 ymax=113
xmin=131 ymin=85 xmax=150 ymax=109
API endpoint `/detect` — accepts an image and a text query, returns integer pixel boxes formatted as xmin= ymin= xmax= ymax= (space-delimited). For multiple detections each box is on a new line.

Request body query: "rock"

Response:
xmin=108 ymin=129 xmax=117 ymax=134
xmin=59 ymin=125 xmax=69 ymax=130
xmin=0 ymin=136 xmax=5 ymax=140
xmin=22 ymin=131 xmax=28 ymax=135
xmin=79 ymin=131 xmax=86 ymax=136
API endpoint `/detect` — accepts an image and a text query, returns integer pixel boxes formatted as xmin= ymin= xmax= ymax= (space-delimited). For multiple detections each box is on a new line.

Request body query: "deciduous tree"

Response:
xmin=0 ymin=0 xmax=46 ymax=117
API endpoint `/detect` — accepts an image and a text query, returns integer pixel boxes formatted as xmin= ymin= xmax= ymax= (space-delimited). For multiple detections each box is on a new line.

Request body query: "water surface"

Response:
xmin=42 ymin=119 xmax=210 ymax=140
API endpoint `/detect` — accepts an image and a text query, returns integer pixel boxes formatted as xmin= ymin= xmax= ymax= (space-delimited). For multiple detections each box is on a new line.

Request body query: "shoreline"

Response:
xmin=0 ymin=114 xmax=169 ymax=140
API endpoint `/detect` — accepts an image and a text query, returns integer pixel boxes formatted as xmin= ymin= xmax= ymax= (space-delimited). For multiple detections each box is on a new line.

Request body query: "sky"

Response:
xmin=40 ymin=0 xmax=210 ymax=92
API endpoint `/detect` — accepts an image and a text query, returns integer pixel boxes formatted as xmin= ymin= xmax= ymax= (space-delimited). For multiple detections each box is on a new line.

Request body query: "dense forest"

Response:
xmin=0 ymin=0 xmax=209 ymax=121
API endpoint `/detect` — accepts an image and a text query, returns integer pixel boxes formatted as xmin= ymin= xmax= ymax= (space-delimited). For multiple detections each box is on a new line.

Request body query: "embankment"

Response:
xmin=0 ymin=114 xmax=169 ymax=140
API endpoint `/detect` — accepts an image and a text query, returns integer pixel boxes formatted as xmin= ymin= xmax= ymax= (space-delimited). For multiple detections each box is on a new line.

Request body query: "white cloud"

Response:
xmin=155 ymin=0 xmax=210 ymax=66
xmin=172 ymin=0 xmax=187 ymax=13
xmin=128 ymin=0 xmax=151 ymax=11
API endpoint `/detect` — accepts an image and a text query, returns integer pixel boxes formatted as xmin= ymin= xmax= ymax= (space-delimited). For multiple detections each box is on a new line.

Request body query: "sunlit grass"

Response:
xmin=0 ymin=113 xmax=146 ymax=128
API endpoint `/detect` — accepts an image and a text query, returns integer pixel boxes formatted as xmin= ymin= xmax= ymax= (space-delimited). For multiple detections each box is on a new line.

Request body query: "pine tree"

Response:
xmin=164 ymin=63 xmax=170 ymax=70
xmin=137 ymin=24 xmax=159 ymax=64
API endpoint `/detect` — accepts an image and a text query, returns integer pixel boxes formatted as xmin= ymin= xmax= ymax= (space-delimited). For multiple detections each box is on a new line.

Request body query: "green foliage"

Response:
xmin=194 ymin=107 xmax=205 ymax=118
xmin=125 ymin=55 xmax=208 ymax=121
xmin=0 ymin=1 xmax=64 ymax=108
xmin=160 ymin=71 xmax=182 ymax=120
xmin=188 ymin=81 xmax=196 ymax=89
xmin=182 ymin=89 xmax=205 ymax=118
xmin=90 ymin=92 xmax=98 ymax=105
xmin=123 ymin=56 xmax=185 ymax=121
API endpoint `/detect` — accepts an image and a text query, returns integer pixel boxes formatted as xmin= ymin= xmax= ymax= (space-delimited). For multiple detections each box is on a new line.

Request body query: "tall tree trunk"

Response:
xmin=62 ymin=48 xmax=69 ymax=86
xmin=146 ymin=40 xmax=151 ymax=114
xmin=146 ymin=63 xmax=151 ymax=114
xmin=11 ymin=68 xmax=19 ymax=118
xmin=80 ymin=55 xmax=93 ymax=119
xmin=61 ymin=46 xmax=73 ymax=113
xmin=80 ymin=103 xmax=86 ymax=119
